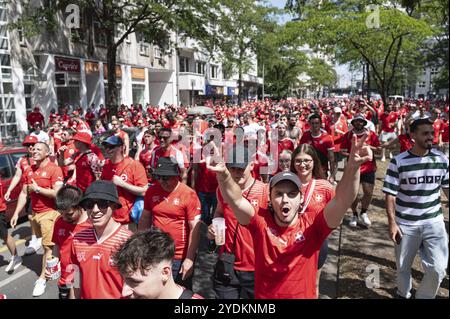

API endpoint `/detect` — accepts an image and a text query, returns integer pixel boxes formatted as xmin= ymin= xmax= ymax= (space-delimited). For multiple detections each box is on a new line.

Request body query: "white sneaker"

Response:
xmin=389 ymin=152 xmax=393 ymax=159
xmin=32 ymin=278 xmax=46 ymax=297
xmin=349 ymin=215 xmax=358 ymax=228
xmin=360 ymin=213 xmax=372 ymax=227
xmin=381 ymin=157 xmax=386 ymax=162
xmin=25 ymin=238 xmax=42 ymax=255
xmin=5 ymin=255 xmax=22 ymax=272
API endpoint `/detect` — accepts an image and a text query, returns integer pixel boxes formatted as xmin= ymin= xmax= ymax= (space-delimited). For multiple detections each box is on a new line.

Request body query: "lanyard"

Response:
xmin=299 ymin=178 xmax=316 ymax=215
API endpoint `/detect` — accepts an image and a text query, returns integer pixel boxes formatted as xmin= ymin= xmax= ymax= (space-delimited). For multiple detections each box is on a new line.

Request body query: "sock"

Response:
xmin=31 ymin=235 xmax=37 ymax=242
xmin=361 ymin=209 xmax=367 ymax=215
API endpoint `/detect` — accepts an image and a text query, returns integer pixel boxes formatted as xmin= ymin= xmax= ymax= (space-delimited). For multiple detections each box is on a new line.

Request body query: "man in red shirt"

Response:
xmin=207 ymin=146 xmax=267 ymax=299
xmin=101 ymin=136 xmax=148 ymax=227
xmin=341 ymin=114 xmax=381 ymax=228
xmin=57 ymin=128 xmax=77 ymax=181
xmin=299 ymin=114 xmax=336 ymax=182
xmin=379 ymin=104 xmax=399 ymax=161
xmin=26 ymin=106 xmax=45 ymax=130
xmin=430 ymin=108 xmax=443 ymax=149
xmin=70 ymin=180 xmax=132 ymax=299
xmin=51 ymin=185 xmax=91 ymax=299
xmin=110 ymin=119 xmax=130 ymax=157
xmin=440 ymin=111 xmax=449 ymax=157
xmin=139 ymin=157 xmax=201 ymax=289
xmin=114 ymin=228 xmax=204 ymax=299
xmin=10 ymin=142 xmax=63 ymax=297
xmin=67 ymin=132 xmax=104 ymax=192
xmin=206 ymin=135 xmax=373 ymax=298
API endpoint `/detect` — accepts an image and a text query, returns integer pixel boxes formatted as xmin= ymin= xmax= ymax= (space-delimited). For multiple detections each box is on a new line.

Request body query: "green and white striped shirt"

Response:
xmin=383 ymin=149 xmax=449 ymax=226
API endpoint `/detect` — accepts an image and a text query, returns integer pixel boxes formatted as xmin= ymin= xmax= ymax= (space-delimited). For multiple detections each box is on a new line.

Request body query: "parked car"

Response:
xmin=0 ymin=145 xmax=28 ymax=222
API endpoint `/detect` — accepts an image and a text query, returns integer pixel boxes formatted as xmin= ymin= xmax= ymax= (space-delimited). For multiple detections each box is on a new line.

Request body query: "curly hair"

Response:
xmin=113 ymin=227 xmax=175 ymax=276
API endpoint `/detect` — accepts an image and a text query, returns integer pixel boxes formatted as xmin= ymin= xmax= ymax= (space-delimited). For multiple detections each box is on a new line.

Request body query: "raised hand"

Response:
xmin=204 ymin=142 xmax=227 ymax=175
xmin=348 ymin=134 xmax=373 ymax=167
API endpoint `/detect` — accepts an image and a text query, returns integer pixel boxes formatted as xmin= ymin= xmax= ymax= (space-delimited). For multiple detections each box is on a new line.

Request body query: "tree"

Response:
xmin=10 ymin=0 xmax=219 ymax=115
xmin=286 ymin=0 xmax=434 ymax=105
xmin=306 ymin=57 xmax=337 ymax=97
xmin=218 ymin=0 xmax=278 ymax=104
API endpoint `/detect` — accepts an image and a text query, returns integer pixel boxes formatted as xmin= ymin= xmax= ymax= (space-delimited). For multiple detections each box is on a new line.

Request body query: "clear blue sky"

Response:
xmin=268 ymin=0 xmax=295 ymax=24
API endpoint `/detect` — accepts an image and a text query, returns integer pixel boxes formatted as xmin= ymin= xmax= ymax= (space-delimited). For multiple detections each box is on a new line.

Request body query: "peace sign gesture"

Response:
xmin=348 ymin=134 xmax=373 ymax=167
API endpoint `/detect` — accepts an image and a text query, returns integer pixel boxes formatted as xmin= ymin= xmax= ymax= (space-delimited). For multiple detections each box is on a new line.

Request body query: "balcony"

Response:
xmin=178 ymin=72 xmax=205 ymax=91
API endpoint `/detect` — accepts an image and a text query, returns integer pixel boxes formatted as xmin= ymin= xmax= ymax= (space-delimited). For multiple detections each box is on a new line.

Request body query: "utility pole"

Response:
xmin=262 ymin=63 xmax=265 ymax=100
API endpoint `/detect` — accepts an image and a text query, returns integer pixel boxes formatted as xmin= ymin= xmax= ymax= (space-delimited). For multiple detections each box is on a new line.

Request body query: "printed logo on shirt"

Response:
xmin=109 ymin=257 xmax=116 ymax=267
xmin=69 ymin=149 xmax=75 ymax=154
xmin=152 ymin=196 xmax=160 ymax=202
xmin=120 ymin=174 xmax=128 ymax=182
xmin=58 ymin=229 xmax=66 ymax=237
xmin=42 ymin=171 xmax=47 ymax=177
xmin=173 ymin=198 xmax=180 ymax=206
xmin=315 ymin=194 xmax=323 ymax=203
xmin=294 ymin=232 xmax=305 ymax=243
xmin=76 ymin=252 xmax=86 ymax=262
xmin=93 ymin=253 xmax=103 ymax=261
xmin=251 ymin=199 xmax=259 ymax=207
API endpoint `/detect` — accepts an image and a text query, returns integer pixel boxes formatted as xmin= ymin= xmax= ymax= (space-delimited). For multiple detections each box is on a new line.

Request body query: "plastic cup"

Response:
xmin=46 ymin=257 xmax=61 ymax=281
xmin=212 ymin=217 xmax=226 ymax=246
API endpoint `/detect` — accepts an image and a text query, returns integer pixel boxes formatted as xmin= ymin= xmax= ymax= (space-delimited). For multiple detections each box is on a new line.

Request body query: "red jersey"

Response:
xmin=24 ymin=162 xmax=63 ymax=213
xmin=278 ymin=138 xmax=295 ymax=153
xmin=194 ymin=162 xmax=218 ymax=193
xmin=433 ymin=119 xmax=443 ymax=144
xmin=217 ymin=179 xmax=267 ymax=271
xmin=27 ymin=111 xmax=44 ymax=127
xmin=52 ymin=216 xmax=91 ymax=286
xmin=15 ymin=155 xmax=35 ymax=174
xmin=139 ymin=146 xmax=157 ymax=180
xmin=101 ymin=157 xmax=148 ymax=224
xmin=57 ymin=141 xmax=78 ymax=178
xmin=441 ymin=121 xmax=449 ymax=143
xmin=340 ymin=130 xmax=381 ymax=174
xmin=0 ymin=179 xmax=6 ymax=212
xmin=398 ymin=134 xmax=414 ymax=152
xmin=70 ymin=225 xmax=132 ymax=299
xmin=76 ymin=120 xmax=92 ymax=136
xmin=248 ymin=207 xmax=332 ymax=299
xmin=71 ymin=150 xmax=104 ymax=192
xmin=326 ymin=115 xmax=348 ymax=152
xmin=299 ymin=130 xmax=334 ymax=167
xmin=380 ymin=112 xmax=398 ymax=133
xmin=301 ymin=179 xmax=334 ymax=224
xmin=150 ymin=145 xmax=189 ymax=170
xmin=143 ymin=182 xmax=201 ymax=260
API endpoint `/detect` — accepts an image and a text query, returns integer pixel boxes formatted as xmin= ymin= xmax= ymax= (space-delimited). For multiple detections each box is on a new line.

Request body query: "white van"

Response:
xmin=389 ymin=95 xmax=404 ymax=103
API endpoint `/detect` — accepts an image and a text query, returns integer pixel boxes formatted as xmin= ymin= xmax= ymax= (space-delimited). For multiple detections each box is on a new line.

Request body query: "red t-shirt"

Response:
xmin=101 ymin=158 xmax=148 ymax=224
xmin=380 ymin=112 xmax=398 ymax=133
xmin=278 ymin=138 xmax=295 ymax=154
xmin=143 ymin=182 xmax=201 ymax=260
xmin=326 ymin=115 xmax=348 ymax=152
xmin=70 ymin=225 xmax=132 ymax=299
xmin=139 ymin=146 xmax=157 ymax=180
xmin=57 ymin=141 xmax=78 ymax=178
xmin=301 ymin=179 xmax=335 ymax=222
xmin=340 ymin=130 xmax=381 ymax=174
xmin=398 ymin=134 xmax=414 ymax=152
xmin=24 ymin=162 xmax=63 ymax=213
xmin=194 ymin=162 xmax=218 ymax=193
xmin=217 ymin=180 xmax=267 ymax=271
xmin=248 ymin=207 xmax=332 ymax=299
xmin=71 ymin=151 xmax=103 ymax=192
xmin=433 ymin=119 xmax=443 ymax=144
xmin=27 ymin=112 xmax=44 ymax=127
xmin=0 ymin=179 xmax=6 ymax=212
xmin=299 ymin=130 xmax=335 ymax=167
xmin=441 ymin=121 xmax=449 ymax=143
xmin=52 ymin=216 xmax=91 ymax=286
xmin=16 ymin=155 xmax=35 ymax=174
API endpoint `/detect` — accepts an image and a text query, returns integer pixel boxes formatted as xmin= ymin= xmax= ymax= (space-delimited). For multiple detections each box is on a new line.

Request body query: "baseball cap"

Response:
xmin=81 ymin=180 xmax=122 ymax=208
xmin=72 ymin=132 xmax=92 ymax=145
xmin=22 ymin=135 xmax=38 ymax=146
xmin=270 ymin=172 xmax=301 ymax=189
xmin=102 ymin=135 xmax=124 ymax=147
xmin=333 ymin=107 xmax=342 ymax=113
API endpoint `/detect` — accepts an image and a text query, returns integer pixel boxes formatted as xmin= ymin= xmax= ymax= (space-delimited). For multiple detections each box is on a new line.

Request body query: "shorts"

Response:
xmin=0 ymin=212 xmax=8 ymax=239
xmin=360 ymin=171 xmax=376 ymax=185
xmin=380 ymin=131 xmax=397 ymax=142
xmin=32 ymin=210 xmax=60 ymax=246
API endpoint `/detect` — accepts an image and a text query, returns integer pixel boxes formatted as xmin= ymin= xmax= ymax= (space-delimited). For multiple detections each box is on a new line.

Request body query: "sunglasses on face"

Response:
xmin=104 ymin=144 xmax=119 ymax=150
xmin=153 ymin=175 xmax=171 ymax=181
xmin=158 ymin=135 xmax=170 ymax=140
xmin=83 ymin=199 xmax=110 ymax=210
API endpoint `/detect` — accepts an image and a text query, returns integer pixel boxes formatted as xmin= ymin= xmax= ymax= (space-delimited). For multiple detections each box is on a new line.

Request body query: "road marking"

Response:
xmin=0 ymin=269 xmax=31 ymax=288
xmin=0 ymin=237 xmax=30 ymax=254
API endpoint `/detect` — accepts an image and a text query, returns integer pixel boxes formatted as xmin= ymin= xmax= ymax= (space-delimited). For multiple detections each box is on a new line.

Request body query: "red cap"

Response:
xmin=22 ymin=135 xmax=38 ymax=146
xmin=72 ymin=132 xmax=92 ymax=145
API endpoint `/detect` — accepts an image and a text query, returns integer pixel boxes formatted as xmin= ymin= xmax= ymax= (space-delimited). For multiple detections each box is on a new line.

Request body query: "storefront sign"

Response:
xmin=227 ymin=87 xmax=239 ymax=96
xmin=55 ymin=56 xmax=80 ymax=73
xmin=206 ymin=85 xmax=224 ymax=95
xmin=103 ymin=64 xmax=122 ymax=79
xmin=85 ymin=61 xmax=99 ymax=74
xmin=131 ymin=67 xmax=145 ymax=80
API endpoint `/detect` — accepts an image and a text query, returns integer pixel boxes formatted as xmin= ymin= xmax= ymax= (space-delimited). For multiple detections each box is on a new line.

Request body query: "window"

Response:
xmin=0 ymin=53 xmax=10 ymax=66
xmin=18 ymin=27 xmax=25 ymax=46
xmin=154 ymin=46 xmax=162 ymax=59
xmin=94 ymin=21 xmax=106 ymax=47
xmin=195 ymin=61 xmax=205 ymax=75
xmin=140 ymin=42 xmax=150 ymax=56
xmin=0 ymin=154 xmax=12 ymax=179
xmin=55 ymin=73 xmax=66 ymax=86
xmin=0 ymin=24 xmax=8 ymax=50
xmin=210 ymin=65 xmax=218 ymax=79
xmin=2 ymin=82 xmax=12 ymax=94
xmin=419 ymin=82 xmax=426 ymax=88
xmin=179 ymin=57 xmax=189 ymax=72
xmin=431 ymin=67 xmax=438 ymax=75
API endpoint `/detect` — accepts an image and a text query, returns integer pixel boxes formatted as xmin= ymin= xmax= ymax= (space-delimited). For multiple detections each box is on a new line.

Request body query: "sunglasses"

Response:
xmin=158 ymin=135 xmax=170 ymax=140
xmin=153 ymin=175 xmax=171 ymax=181
xmin=104 ymin=144 xmax=119 ymax=150
xmin=83 ymin=199 xmax=110 ymax=210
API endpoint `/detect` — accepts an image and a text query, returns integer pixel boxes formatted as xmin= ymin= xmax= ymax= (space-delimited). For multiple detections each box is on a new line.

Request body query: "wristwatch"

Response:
xmin=35 ymin=186 xmax=41 ymax=194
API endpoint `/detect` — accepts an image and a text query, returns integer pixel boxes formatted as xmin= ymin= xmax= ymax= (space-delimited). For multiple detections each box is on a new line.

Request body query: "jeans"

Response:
xmin=172 ymin=259 xmax=193 ymax=290
xmin=395 ymin=221 xmax=449 ymax=299
xmin=198 ymin=192 xmax=217 ymax=225
xmin=213 ymin=269 xmax=255 ymax=299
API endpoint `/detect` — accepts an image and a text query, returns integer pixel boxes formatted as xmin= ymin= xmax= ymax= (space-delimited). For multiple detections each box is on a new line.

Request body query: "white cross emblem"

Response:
xmin=295 ymin=232 xmax=305 ymax=243
xmin=77 ymin=252 xmax=86 ymax=262
xmin=173 ymin=198 xmax=180 ymax=205
xmin=251 ymin=199 xmax=258 ymax=207
xmin=315 ymin=194 xmax=323 ymax=203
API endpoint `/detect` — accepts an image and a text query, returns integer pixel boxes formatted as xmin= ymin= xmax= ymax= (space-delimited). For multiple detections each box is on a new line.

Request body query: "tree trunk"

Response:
xmin=366 ymin=63 xmax=371 ymax=99
xmin=238 ymin=63 xmax=243 ymax=106
xmin=362 ymin=63 xmax=365 ymax=98
xmin=106 ymin=32 xmax=118 ymax=119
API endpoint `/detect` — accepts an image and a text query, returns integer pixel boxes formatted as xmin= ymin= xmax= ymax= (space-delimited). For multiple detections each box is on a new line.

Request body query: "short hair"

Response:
xmin=62 ymin=128 xmax=76 ymax=136
xmin=35 ymin=141 xmax=50 ymax=153
xmin=308 ymin=113 xmax=322 ymax=123
xmin=56 ymin=185 xmax=83 ymax=211
xmin=410 ymin=118 xmax=433 ymax=133
xmin=143 ymin=129 xmax=155 ymax=136
xmin=159 ymin=127 xmax=172 ymax=134
xmin=113 ymin=228 xmax=175 ymax=276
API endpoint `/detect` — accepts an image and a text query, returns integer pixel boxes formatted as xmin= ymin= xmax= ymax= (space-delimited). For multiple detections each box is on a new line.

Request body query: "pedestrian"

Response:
xmin=114 ymin=228 xmax=204 ymax=299
xmin=110 ymin=118 xmax=130 ymax=157
xmin=30 ymin=122 xmax=50 ymax=144
xmin=27 ymin=106 xmax=45 ymax=130
xmin=51 ymin=185 xmax=91 ymax=299
xmin=206 ymin=135 xmax=372 ymax=298
xmin=383 ymin=116 xmax=449 ymax=299
xmin=70 ymin=180 xmax=132 ymax=299
xmin=138 ymin=157 xmax=201 ymax=289
xmin=10 ymin=142 xmax=63 ymax=297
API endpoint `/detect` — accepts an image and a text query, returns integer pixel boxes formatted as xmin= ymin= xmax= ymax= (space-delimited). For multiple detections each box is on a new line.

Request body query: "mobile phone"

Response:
xmin=395 ymin=232 xmax=402 ymax=245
